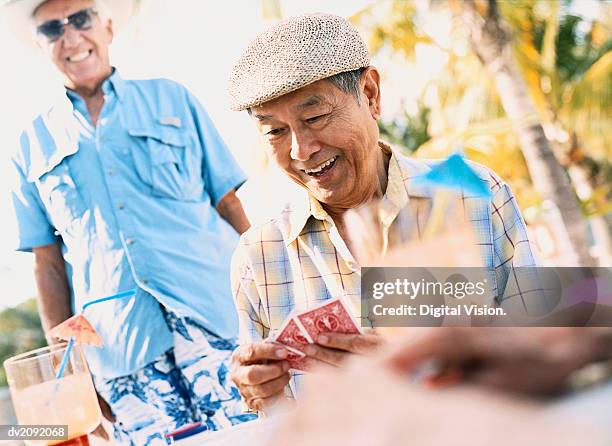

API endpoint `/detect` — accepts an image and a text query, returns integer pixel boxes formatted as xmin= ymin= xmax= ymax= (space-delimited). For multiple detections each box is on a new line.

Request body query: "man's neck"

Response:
xmin=66 ymin=70 xmax=113 ymax=127
xmin=323 ymin=146 xmax=391 ymax=253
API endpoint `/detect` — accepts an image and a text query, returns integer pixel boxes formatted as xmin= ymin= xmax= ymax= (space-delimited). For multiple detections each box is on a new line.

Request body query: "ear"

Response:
xmin=105 ymin=17 xmax=114 ymax=43
xmin=361 ymin=67 xmax=381 ymax=120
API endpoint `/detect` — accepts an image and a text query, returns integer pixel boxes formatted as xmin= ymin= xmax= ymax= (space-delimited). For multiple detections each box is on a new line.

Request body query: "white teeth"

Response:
xmin=304 ymin=156 xmax=337 ymax=174
xmin=68 ymin=50 xmax=90 ymax=62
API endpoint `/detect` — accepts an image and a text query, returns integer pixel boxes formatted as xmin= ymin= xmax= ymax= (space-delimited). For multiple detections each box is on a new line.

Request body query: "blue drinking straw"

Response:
xmin=55 ymin=289 xmax=136 ymax=379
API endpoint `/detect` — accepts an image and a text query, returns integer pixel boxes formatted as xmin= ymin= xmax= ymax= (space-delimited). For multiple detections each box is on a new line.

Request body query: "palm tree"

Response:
xmin=355 ymin=0 xmax=604 ymax=265
xmin=459 ymin=0 xmax=594 ymax=266
xmin=503 ymin=0 xmax=612 ymax=265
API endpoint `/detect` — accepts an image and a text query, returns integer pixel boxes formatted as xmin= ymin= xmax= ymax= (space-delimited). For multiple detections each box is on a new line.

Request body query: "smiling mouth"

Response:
xmin=302 ymin=156 xmax=338 ymax=177
xmin=66 ymin=49 xmax=92 ymax=62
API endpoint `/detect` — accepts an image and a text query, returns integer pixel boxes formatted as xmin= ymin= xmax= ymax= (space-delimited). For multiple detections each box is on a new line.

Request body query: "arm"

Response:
xmin=12 ymin=137 xmax=113 ymax=440
xmin=486 ymin=174 xmax=550 ymax=319
xmin=185 ymin=89 xmax=249 ymax=225
xmin=216 ymin=189 xmax=250 ymax=235
xmin=34 ymin=240 xmax=116 ymax=440
xmin=489 ymin=175 xmax=537 ymax=298
xmin=10 ymin=152 xmax=71 ymax=341
xmin=229 ymin=242 xmax=290 ymax=411
xmin=32 ymin=243 xmax=72 ymax=344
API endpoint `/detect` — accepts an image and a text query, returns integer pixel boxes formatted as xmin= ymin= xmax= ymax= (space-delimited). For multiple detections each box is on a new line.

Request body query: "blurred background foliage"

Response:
xmin=0 ymin=298 xmax=45 ymax=386
xmin=354 ymin=0 xmax=610 ymax=211
xmin=350 ymin=0 xmax=611 ymax=265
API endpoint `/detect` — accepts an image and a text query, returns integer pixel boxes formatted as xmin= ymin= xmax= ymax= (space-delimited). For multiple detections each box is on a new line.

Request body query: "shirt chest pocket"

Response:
xmin=36 ymin=162 xmax=87 ymax=236
xmin=128 ymin=126 xmax=204 ymax=201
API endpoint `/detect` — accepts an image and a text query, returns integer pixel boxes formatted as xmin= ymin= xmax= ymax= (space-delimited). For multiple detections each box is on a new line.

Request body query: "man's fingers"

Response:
xmin=243 ymin=373 xmax=292 ymax=407
xmin=247 ymin=396 xmax=266 ymax=412
xmin=249 ymin=372 xmax=292 ymax=398
xmin=316 ymin=332 xmax=381 ymax=354
xmin=235 ymin=361 xmax=290 ymax=386
xmin=234 ymin=342 xmax=288 ymax=365
xmin=383 ymin=327 xmax=500 ymax=374
xmin=231 ymin=343 xmax=292 ymax=404
xmin=303 ymin=344 xmax=349 ymax=367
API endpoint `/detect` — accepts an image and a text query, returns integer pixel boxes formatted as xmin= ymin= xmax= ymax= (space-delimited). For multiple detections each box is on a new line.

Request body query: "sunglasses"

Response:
xmin=36 ymin=8 xmax=99 ymax=43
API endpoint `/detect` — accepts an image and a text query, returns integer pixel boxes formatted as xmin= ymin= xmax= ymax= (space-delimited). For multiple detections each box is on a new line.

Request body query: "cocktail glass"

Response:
xmin=3 ymin=342 xmax=102 ymax=445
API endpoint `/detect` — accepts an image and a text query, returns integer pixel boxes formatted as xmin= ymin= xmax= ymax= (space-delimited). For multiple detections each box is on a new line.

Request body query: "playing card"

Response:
xmin=270 ymin=314 xmax=313 ymax=372
xmin=273 ymin=315 xmax=313 ymax=350
xmin=296 ymin=298 xmax=362 ymax=342
xmin=282 ymin=345 xmax=311 ymax=372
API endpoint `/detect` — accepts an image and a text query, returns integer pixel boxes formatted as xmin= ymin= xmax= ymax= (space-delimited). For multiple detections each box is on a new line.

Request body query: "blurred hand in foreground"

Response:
xmin=384 ymin=327 xmax=612 ymax=396
xmin=268 ymin=358 xmax=608 ymax=446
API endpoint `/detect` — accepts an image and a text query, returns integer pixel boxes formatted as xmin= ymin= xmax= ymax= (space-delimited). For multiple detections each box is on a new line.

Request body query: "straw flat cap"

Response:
xmin=228 ymin=13 xmax=371 ymax=111
xmin=1 ymin=0 xmax=136 ymax=47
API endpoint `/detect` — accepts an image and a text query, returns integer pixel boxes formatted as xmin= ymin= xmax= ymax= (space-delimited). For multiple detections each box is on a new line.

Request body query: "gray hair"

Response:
xmin=326 ymin=67 xmax=367 ymax=104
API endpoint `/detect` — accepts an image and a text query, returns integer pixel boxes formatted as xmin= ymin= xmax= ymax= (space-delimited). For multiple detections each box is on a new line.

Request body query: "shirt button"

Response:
xmin=142 ymin=279 xmax=149 ymax=285
xmin=108 ymin=169 xmax=115 ymax=176
xmin=126 ymin=238 xmax=135 ymax=246
xmin=117 ymin=203 xmax=125 ymax=210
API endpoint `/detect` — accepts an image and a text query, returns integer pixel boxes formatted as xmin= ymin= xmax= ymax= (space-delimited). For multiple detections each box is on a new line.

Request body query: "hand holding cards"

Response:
xmin=270 ymin=297 xmax=363 ymax=371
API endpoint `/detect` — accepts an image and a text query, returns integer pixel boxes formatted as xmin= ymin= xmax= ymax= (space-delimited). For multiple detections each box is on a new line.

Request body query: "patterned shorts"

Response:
xmin=95 ymin=309 xmax=256 ymax=445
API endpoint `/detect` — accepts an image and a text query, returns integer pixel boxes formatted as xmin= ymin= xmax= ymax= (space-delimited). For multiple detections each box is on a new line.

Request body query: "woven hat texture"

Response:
xmin=228 ymin=13 xmax=370 ymax=111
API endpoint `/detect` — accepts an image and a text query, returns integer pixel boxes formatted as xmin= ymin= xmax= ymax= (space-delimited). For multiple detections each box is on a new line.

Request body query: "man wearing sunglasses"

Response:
xmin=5 ymin=0 xmax=256 ymax=444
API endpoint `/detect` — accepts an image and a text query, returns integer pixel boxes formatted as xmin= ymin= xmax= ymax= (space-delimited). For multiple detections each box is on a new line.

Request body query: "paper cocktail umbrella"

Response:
xmin=51 ymin=290 xmax=136 ymax=379
xmin=50 ymin=314 xmax=104 ymax=347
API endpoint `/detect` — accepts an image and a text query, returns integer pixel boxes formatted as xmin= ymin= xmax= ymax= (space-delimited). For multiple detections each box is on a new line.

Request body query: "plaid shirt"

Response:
xmin=231 ymin=141 xmax=537 ymax=396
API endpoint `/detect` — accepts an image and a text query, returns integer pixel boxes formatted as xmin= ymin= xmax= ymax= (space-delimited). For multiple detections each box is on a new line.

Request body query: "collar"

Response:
xmin=64 ymin=67 xmax=125 ymax=103
xmin=104 ymin=68 xmax=126 ymax=101
xmin=283 ymin=141 xmax=424 ymax=246
xmin=26 ymin=69 xmax=125 ymax=181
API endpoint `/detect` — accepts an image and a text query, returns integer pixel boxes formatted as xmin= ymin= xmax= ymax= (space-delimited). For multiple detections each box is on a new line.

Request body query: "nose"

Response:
xmin=290 ymin=129 xmax=321 ymax=162
xmin=61 ymin=25 xmax=82 ymax=48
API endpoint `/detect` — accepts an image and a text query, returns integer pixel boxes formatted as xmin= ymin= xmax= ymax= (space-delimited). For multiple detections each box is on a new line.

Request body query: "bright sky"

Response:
xmin=0 ymin=0 xmax=376 ymax=310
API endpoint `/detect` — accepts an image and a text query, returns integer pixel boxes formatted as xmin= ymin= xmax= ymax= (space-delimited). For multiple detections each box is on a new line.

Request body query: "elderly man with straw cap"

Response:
xmin=4 ymin=0 xmax=256 ymax=444
xmin=227 ymin=13 xmax=539 ymax=412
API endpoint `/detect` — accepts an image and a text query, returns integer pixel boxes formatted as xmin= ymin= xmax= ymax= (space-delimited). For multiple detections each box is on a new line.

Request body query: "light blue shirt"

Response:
xmin=11 ymin=70 xmax=246 ymax=379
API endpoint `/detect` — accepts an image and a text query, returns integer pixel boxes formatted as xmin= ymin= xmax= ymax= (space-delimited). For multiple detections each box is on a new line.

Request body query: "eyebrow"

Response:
xmin=252 ymin=113 xmax=273 ymax=122
xmin=252 ymin=95 xmax=327 ymax=121
xmin=296 ymin=95 xmax=324 ymax=111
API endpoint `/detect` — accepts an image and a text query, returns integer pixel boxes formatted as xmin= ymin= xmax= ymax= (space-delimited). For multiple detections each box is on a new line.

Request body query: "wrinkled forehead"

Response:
xmin=33 ymin=0 xmax=95 ymax=23
xmin=251 ymin=78 xmax=341 ymax=118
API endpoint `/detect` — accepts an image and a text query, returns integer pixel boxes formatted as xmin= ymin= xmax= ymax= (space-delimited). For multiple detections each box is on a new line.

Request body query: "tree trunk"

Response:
xmin=461 ymin=0 xmax=595 ymax=266
xmin=564 ymin=131 xmax=612 ymax=265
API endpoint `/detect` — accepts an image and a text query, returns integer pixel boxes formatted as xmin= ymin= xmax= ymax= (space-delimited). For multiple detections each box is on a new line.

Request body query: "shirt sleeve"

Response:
xmin=231 ymin=239 xmax=298 ymax=402
xmin=489 ymin=173 xmax=541 ymax=312
xmin=187 ymin=91 xmax=247 ymax=207
xmin=10 ymin=155 xmax=58 ymax=252
xmin=230 ymin=240 xmax=270 ymax=345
